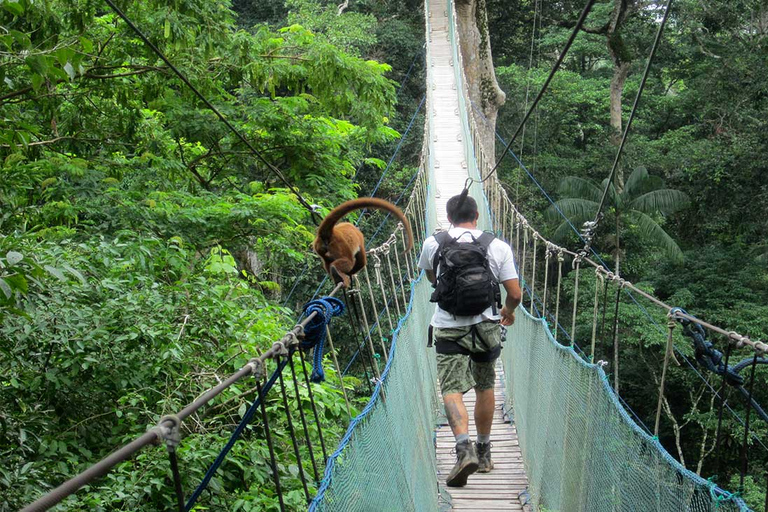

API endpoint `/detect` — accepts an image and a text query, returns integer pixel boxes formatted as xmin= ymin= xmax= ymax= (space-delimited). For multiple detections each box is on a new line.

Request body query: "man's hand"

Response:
xmin=500 ymin=306 xmax=515 ymax=326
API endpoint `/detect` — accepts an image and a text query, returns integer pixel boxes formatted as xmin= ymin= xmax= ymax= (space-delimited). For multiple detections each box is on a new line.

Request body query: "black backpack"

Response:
xmin=430 ymin=231 xmax=501 ymax=316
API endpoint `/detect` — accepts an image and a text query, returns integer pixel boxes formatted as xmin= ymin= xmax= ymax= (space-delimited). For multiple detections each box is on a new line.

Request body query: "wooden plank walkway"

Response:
xmin=435 ymin=361 xmax=529 ymax=511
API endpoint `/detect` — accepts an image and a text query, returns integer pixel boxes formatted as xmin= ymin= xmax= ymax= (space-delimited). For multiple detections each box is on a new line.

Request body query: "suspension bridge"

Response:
xmin=20 ymin=0 xmax=768 ymax=511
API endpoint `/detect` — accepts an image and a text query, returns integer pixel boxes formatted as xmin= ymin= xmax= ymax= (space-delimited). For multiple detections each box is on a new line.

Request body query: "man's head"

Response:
xmin=446 ymin=192 xmax=479 ymax=226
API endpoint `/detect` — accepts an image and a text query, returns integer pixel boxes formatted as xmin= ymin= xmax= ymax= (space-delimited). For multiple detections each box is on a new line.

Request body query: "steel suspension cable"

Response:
xmin=257 ymin=379 xmax=285 ymax=512
xmin=579 ymin=0 xmax=674 ymax=257
xmin=297 ymin=348 xmax=328 ymax=462
xmin=479 ymin=0 xmax=597 ymax=182
xmin=287 ymin=351 xmax=320 ymax=482
xmin=103 ymin=0 xmax=319 ymax=220
xmin=740 ymin=354 xmax=759 ymax=492
xmin=277 ymin=354 xmax=311 ymax=502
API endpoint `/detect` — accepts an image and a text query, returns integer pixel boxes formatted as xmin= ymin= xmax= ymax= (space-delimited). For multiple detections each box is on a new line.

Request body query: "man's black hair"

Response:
xmin=446 ymin=192 xmax=478 ymax=224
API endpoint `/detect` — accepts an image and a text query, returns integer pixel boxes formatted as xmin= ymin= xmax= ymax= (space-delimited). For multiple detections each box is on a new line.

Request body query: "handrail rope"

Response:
xmin=579 ymin=0 xmax=674 ymax=258
xmin=483 ymin=136 xmax=768 ymax=357
xmin=471 ymin=89 xmax=768 ymax=460
xmin=102 ymin=0 xmax=319 ymax=221
xmin=478 ymin=0 xmax=598 ymax=183
xmin=22 ymin=281 xmax=343 ymax=512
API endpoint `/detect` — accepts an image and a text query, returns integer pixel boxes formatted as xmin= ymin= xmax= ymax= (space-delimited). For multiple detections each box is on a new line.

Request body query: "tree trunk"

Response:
xmin=604 ymin=0 xmax=640 ymax=191
xmin=455 ymin=0 xmax=506 ymax=156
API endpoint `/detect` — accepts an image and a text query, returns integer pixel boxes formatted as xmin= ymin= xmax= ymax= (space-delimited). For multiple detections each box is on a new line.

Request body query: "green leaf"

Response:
xmin=79 ymin=36 xmax=94 ymax=53
xmin=30 ymin=73 xmax=44 ymax=92
xmin=6 ymin=251 xmax=23 ymax=265
xmin=0 ymin=277 xmax=11 ymax=299
xmin=63 ymin=62 xmax=76 ymax=81
xmin=44 ymin=265 xmax=67 ymax=281
xmin=2 ymin=1 xmax=24 ymax=16
xmin=62 ymin=264 xmax=87 ymax=284
xmin=164 ymin=19 xmax=171 ymax=39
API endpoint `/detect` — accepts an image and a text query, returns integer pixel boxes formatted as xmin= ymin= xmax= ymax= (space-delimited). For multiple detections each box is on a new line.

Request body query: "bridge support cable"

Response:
xmin=297 ymin=346 xmax=329 ymax=462
xmin=287 ymin=351 xmax=321 ymax=482
xmin=102 ymin=0 xmax=319 ymax=221
xmin=258 ymin=379 xmax=285 ymax=512
xmin=480 ymin=0 xmax=598 ymax=182
xmin=579 ymin=0 xmax=674 ymax=258
xmin=740 ymin=354 xmax=759 ymax=492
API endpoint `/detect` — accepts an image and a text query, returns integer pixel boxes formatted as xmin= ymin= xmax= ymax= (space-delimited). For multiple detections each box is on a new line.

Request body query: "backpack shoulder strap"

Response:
xmin=476 ymin=231 xmax=496 ymax=250
xmin=432 ymin=231 xmax=453 ymax=274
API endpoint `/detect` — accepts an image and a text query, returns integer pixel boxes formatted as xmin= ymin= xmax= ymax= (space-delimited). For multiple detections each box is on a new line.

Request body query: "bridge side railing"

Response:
xmin=441 ymin=0 xmax=764 ymax=510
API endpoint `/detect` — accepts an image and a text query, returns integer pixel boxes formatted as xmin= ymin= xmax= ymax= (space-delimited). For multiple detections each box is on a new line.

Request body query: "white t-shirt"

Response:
xmin=418 ymin=228 xmax=518 ymax=328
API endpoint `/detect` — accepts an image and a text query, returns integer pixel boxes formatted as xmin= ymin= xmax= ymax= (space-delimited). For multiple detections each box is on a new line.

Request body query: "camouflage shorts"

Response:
xmin=434 ymin=321 xmax=502 ymax=395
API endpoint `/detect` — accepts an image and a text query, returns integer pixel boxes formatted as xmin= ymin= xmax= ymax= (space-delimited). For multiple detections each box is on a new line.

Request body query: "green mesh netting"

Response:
xmin=309 ymin=277 xmax=440 ymax=512
xmin=503 ymin=308 xmax=750 ymax=511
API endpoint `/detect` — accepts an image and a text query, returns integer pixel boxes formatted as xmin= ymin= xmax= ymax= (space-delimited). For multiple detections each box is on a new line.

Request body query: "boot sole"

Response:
xmin=446 ymin=461 xmax=479 ymax=487
xmin=476 ymin=462 xmax=494 ymax=473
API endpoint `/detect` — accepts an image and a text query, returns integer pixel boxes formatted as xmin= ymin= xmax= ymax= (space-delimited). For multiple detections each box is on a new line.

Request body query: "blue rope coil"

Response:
xmin=301 ymin=297 xmax=345 ymax=382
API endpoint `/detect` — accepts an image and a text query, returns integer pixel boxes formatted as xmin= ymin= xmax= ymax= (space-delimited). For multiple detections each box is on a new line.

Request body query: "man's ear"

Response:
xmin=474 ymin=212 xmax=479 ymax=221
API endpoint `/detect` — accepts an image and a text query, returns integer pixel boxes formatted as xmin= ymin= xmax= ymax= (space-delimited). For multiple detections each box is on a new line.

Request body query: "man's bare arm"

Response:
xmin=499 ymin=278 xmax=522 ymax=326
xmin=425 ymin=269 xmax=436 ymax=284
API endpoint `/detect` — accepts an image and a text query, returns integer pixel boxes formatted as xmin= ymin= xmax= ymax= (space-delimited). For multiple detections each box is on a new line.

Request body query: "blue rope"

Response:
xmin=185 ymin=359 xmax=288 ymax=511
xmin=301 ymin=297 xmax=345 ymax=382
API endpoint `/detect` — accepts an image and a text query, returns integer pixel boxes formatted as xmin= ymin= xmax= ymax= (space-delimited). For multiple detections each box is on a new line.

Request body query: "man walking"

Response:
xmin=418 ymin=193 xmax=521 ymax=487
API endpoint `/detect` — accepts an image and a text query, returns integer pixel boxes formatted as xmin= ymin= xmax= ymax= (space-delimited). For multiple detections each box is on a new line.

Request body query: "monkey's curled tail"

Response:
xmin=317 ymin=197 xmax=414 ymax=251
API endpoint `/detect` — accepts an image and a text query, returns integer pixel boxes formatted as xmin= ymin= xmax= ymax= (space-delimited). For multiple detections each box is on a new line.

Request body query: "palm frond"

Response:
xmin=627 ymin=210 xmax=683 ymax=261
xmin=558 ymin=176 xmax=603 ymax=203
xmin=623 ymin=166 xmax=649 ymax=197
xmin=552 ymin=220 xmax=579 ymax=242
xmin=545 ymin=198 xmax=599 ymax=223
xmin=629 ymin=189 xmax=690 ymax=215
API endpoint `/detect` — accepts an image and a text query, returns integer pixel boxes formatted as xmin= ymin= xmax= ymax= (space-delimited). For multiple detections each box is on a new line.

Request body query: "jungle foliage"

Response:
xmin=489 ymin=0 xmax=768 ymax=507
xmin=0 ymin=0 xmax=425 ymax=510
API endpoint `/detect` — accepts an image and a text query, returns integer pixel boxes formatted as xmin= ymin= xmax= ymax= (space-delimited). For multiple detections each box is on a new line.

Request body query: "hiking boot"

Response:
xmin=476 ymin=442 xmax=494 ymax=473
xmin=446 ymin=440 xmax=478 ymax=487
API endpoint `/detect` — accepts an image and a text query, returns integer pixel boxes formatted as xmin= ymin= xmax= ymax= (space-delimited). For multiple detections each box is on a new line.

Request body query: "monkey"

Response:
xmin=313 ymin=197 xmax=414 ymax=288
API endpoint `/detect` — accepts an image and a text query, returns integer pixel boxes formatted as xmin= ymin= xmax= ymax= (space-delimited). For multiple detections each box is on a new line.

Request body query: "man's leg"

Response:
xmin=436 ymin=346 xmax=479 ymax=487
xmin=443 ymin=392 xmax=470 ymax=439
xmin=472 ymin=358 xmax=498 ymax=473
xmin=474 ymin=387 xmax=495 ymax=438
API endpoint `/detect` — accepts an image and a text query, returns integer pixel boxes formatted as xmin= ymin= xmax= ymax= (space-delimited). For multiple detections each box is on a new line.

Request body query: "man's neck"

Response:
xmin=453 ymin=222 xmax=477 ymax=229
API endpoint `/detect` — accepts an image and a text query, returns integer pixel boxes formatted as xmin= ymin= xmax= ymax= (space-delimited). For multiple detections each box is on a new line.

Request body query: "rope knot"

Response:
xmin=156 ymin=414 xmax=181 ymax=452
xmin=271 ymin=341 xmax=289 ymax=357
xmin=300 ymin=297 xmax=345 ymax=382
xmin=245 ymin=358 xmax=264 ymax=380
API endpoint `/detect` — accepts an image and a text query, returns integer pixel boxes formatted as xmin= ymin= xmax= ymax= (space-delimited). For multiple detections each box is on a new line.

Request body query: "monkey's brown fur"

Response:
xmin=313 ymin=198 xmax=414 ymax=288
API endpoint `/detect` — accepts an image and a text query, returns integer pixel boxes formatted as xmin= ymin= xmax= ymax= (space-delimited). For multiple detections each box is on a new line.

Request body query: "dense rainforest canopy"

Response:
xmin=1 ymin=0 xmax=767 ymax=510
